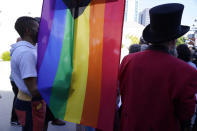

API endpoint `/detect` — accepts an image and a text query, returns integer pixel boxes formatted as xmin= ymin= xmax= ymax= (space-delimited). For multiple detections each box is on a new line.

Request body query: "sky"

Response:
xmin=0 ymin=0 xmax=43 ymax=55
xmin=0 ymin=0 xmax=196 ymax=55
xmin=139 ymin=0 xmax=197 ymax=27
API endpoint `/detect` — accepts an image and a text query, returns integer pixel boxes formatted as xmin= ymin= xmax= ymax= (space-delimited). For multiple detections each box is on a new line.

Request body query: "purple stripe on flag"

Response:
xmin=38 ymin=0 xmax=67 ymax=105
xmin=37 ymin=0 xmax=56 ymax=72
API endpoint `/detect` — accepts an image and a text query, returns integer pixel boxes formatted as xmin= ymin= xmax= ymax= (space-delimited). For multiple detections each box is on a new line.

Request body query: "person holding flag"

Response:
xmin=10 ymin=16 xmax=46 ymax=131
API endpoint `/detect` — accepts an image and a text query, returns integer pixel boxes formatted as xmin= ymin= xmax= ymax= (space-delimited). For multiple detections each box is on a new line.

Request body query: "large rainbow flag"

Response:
xmin=37 ymin=0 xmax=125 ymax=130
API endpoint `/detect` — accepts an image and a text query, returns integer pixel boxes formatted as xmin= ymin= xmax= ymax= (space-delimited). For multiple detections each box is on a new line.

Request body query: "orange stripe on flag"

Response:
xmin=80 ymin=0 xmax=106 ymax=127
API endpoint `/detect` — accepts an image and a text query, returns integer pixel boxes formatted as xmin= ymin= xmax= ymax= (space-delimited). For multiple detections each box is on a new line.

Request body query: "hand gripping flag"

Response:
xmin=37 ymin=0 xmax=125 ymax=130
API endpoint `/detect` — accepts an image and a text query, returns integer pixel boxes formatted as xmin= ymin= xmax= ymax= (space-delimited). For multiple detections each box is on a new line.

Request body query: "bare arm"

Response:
xmin=24 ymin=77 xmax=41 ymax=98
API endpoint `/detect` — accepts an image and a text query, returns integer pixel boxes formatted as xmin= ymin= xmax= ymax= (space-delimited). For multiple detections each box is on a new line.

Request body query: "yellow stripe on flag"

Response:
xmin=64 ymin=5 xmax=90 ymax=123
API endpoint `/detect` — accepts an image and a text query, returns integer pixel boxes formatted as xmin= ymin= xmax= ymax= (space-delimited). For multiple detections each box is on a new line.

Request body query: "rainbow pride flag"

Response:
xmin=37 ymin=0 xmax=125 ymax=130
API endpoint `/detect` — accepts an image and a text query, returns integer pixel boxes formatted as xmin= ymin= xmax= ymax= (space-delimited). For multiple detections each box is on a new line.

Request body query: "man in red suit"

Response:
xmin=119 ymin=3 xmax=197 ymax=131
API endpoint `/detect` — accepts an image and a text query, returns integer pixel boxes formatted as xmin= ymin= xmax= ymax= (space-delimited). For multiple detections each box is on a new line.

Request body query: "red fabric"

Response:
xmin=15 ymin=109 xmax=26 ymax=126
xmin=31 ymin=100 xmax=46 ymax=131
xmin=119 ymin=50 xmax=197 ymax=131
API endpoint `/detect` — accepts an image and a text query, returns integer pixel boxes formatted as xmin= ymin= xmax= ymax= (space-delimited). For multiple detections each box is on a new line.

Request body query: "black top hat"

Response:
xmin=142 ymin=3 xmax=190 ymax=44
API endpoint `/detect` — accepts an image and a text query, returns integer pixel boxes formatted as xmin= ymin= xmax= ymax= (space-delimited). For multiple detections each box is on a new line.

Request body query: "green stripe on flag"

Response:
xmin=50 ymin=10 xmax=75 ymax=119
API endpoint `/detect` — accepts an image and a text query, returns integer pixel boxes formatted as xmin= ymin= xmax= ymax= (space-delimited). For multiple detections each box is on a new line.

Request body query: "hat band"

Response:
xmin=151 ymin=26 xmax=181 ymax=36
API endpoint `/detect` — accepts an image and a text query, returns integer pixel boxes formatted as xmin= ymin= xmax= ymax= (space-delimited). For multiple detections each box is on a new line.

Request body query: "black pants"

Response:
xmin=15 ymin=99 xmax=33 ymax=131
xmin=15 ymin=98 xmax=46 ymax=131
xmin=45 ymin=105 xmax=55 ymax=122
xmin=10 ymin=80 xmax=18 ymax=122
xmin=43 ymin=105 xmax=56 ymax=131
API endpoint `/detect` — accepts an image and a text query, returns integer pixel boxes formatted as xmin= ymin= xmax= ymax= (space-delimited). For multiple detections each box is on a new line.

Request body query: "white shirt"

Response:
xmin=10 ymin=41 xmax=37 ymax=96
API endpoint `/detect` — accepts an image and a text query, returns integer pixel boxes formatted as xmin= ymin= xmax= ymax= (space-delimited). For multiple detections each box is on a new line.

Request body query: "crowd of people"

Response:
xmin=7 ymin=2 xmax=197 ymax=131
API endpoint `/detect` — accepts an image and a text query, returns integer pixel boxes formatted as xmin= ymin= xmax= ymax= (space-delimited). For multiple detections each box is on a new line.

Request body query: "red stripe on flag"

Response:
xmin=98 ymin=0 xmax=125 ymax=130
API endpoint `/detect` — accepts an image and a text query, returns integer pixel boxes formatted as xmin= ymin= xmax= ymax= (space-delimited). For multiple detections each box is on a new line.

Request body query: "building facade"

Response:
xmin=124 ymin=0 xmax=139 ymax=23
xmin=138 ymin=8 xmax=150 ymax=26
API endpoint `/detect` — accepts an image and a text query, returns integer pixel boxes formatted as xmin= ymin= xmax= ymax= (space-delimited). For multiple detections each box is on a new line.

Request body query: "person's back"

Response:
xmin=119 ymin=49 xmax=197 ymax=131
xmin=10 ymin=16 xmax=46 ymax=131
xmin=11 ymin=41 xmax=37 ymax=96
xmin=119 ymin=3 xmax=197 ymax=131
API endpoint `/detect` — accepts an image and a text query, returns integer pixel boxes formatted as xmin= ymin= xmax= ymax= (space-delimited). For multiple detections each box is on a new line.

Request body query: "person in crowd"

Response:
xmin=10 ymin=77 xmax=20 ymax=126
xmin=139 ymin=36 xmax=148 ymax=45
xmin=11 ymin=16 xmax=46 ymax=131
xmin=119 ymin=3 xmax=197 ymax=131
xmin=177 ymin=44 xmax=197 ymax=69
xmin=128 ymin=44 xmax=141 ymax=54
xmin=140 ymin=44 xmax=149 ymax=51
xmin=10 ymin=37 xmax=23 ymax=127
xmin=139 ymin=36 xmax=149 ymax=51
xmin=191 ymin=46 xmax=197 ymax=67
xmin=177 ymin=44 xmax=197 ymax=130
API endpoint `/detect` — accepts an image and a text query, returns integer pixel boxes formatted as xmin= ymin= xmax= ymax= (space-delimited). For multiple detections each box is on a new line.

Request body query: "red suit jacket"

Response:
xmin=119 ymin=49 xmax=197 ymax=131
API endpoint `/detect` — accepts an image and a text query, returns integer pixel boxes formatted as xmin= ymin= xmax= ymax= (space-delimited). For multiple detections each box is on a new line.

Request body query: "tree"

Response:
xmin=1 ymin=51 xmax=10 ymax=61
xmin=176 ymin=36 xmax=186 ymax=46
xmin=126 ymin=35 xmax=140 ymax=45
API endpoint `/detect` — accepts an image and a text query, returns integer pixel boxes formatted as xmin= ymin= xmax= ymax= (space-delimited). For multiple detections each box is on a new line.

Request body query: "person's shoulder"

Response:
xmin=16 ymin=47 xmax=36 ymax=61
xmin=125 ymin=51 xmax=144 ymax=59
xmin=17 ymin=42 xmax=36 ymax=53
xmin=120 ymin=52 xmax=144 ymax=69
xmin=15 ymin=47 xmax=31 ymax=56
xmin=121 ymin=53 xmax=138 ymax=63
